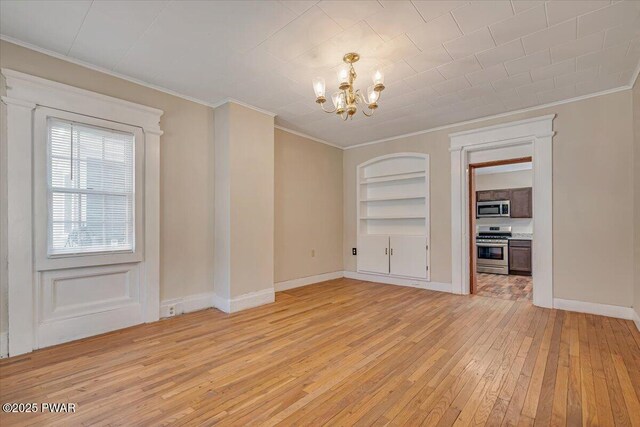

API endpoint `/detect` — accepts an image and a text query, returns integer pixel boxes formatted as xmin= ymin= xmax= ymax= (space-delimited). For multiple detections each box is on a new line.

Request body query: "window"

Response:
xmin=47 ymin=118 xmax=135 ymax=256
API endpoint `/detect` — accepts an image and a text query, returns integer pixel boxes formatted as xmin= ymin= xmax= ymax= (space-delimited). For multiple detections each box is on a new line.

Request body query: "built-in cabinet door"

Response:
xmin=390 ymin=235 xmax=427 ymax=278
xmin=358 ymin=235 xmax=390 ymax=274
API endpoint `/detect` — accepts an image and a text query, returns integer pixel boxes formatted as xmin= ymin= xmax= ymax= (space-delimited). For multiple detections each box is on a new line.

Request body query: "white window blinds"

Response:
xmin=48 ymin=118 xmax=135 ymax=255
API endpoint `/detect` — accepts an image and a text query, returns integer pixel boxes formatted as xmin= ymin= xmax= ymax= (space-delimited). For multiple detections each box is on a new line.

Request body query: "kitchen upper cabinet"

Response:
xmin=509 ymin=240 xmax=532 ymax=275
xmin=475 ymin=187 xmax=532 ymax=218
xmin=510 ymin=187 xmax=532 ymax=218
xmin=492 ymin=189 xmax=510 ymax=201
xmin=476 ymin=190 xmax=495 ymax=202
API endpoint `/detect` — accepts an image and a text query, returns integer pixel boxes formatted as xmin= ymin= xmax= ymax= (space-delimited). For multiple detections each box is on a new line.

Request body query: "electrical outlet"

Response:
xmin=167 ymin=304 xmax=176 ymax=317
xmin=352 ymin=248 xmax=357 ymax=255
xmin=311 ymin=249 xmax=315 ymax=257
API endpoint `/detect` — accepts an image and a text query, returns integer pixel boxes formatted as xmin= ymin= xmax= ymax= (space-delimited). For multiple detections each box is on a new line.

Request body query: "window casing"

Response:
xmin=34 ymin=107 xmax=145 ymax=270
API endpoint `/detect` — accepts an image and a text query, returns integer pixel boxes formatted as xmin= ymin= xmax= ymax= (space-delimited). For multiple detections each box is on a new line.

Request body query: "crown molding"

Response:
xmin=210 ymin=98 xmax=277 ymax=117
xmin=343 ymin=85 xmax=631 ymax=150
xmin=0 ymin=35 xmax=275 ymax=118
xmin=3 ymin=34 xmax=636 ymax=151
xmin=274 ymin=125 xmax=343 ymax=150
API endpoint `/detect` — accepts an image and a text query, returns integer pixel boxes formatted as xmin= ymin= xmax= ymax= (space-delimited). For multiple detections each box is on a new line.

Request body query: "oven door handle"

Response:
xmin=476 ymin=242 xmax=508 ymax=248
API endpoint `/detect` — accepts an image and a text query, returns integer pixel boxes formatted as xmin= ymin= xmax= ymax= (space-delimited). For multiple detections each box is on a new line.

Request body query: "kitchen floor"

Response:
xmin=476 ymin=273 xmax=532 ymax=301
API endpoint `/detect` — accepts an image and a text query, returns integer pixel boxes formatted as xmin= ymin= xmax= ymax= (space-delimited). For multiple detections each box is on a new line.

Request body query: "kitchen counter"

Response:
xmin=510 ymin=233 xmax=533 ymax=240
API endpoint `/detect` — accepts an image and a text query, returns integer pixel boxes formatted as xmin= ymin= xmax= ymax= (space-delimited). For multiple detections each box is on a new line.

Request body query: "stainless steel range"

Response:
xmin=476 ymin=226 xmax=512 ymax=275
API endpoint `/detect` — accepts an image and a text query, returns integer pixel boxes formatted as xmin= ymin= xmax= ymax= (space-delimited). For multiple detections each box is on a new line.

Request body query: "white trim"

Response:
xmin=344 ymin=87 xmax=629 ymax=150
xmin=554 ymin=298 xmax=635 ymax=321
xmin=343 ymin=270 xmax=452 ymax=293
xmin=2 ymin=70 xmax=162 ymax=356
xmin=449 ymin=115 xmax=555 ymax=308
xmin=230 ymin=288 xmax=275 ymax=312
xmin=213 ymin=294 xmax=231 ymax=314
xmin=0 ymin=35 xmax=214 ymax=109
xmin=160 ymin=293 xmax=215 ymax=318
xmin=214 ymin=288 xmax=276 ymax=314
xmin=448 ymin=114 xmax=556 ymax=141
xmin=211 ymin=98 xmax=276 ymax=117
xmin=3 ymin=95 xmax=35 ymax=356
xmin=0 ymin=332 xmax=7 ymax=358
xmin=274 ymin=125 xmax=343 ymax=150
xmin=275 ymin=271 xmax=344 ymax=292
xmin=633 ymin=309 xmax=640 ymax=332
xmin=0 ymin=36 xmax=277 ymax=120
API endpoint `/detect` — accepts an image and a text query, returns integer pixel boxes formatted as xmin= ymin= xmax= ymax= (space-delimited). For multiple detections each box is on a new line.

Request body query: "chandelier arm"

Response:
xmin=362 ymin=107 xmax=374 ymax=117
xmin=319 ymin=102 xmax=337 ymax=113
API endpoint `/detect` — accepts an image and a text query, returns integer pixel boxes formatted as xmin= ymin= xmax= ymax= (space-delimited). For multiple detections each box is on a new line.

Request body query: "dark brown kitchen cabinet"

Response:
xmin=476 ymin=190 xmax=495 ymax=202
xmin=510 ymin=187 xmax=532 ymax=218
xmin=509 ymin=240 xmax=532 ymax=276
xmin=492 ymin=189 xmax=511 ymax=201
xmin=475 ymin=187 xmax=532 ymax=218
xmin=476 ymin=189 xmax=510 ymax=202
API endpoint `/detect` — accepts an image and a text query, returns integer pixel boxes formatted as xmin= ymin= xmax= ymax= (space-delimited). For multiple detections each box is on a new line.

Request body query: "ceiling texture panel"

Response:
xmin=1 ymin=0 xmax=639 ymax=147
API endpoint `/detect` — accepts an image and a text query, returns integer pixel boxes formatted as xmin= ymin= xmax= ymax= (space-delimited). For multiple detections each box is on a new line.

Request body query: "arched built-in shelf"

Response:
xmin=357 ymin=153 xmax=430 ymax=281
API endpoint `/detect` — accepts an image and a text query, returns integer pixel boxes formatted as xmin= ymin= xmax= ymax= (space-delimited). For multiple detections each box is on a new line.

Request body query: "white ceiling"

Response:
xmin=1 ymin=1 xmax=639 ymax=147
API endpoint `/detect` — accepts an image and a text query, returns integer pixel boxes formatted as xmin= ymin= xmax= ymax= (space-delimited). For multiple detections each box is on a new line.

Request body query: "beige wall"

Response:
xmin=275 ymin=129 xmax=343 ymax=283
xmin=633 ymin=77 xmax=640 ymax=318
xmin=475 ymin=169 xmax=532 ymax=191
xmin=216 ymin=103 xmax=275 ymax=298
xmin=344 ymin=90 xmax=636 ymax=307
xmin=0 ymin=40 xmax=215 ymax=302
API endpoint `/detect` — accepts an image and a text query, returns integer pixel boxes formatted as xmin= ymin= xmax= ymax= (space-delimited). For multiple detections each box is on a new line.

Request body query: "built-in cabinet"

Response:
xmin=357 ymin=154 xmax=429 ymax=280
xmin=509 ymin=239 xmax=532 ymax=276
xmin=476 ymin=187 xmax=532 ymax=218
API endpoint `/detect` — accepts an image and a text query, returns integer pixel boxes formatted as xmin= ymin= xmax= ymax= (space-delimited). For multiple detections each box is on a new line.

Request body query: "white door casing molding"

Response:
xmin=449 ymin=115 xmax=555 ymax=308
xmin=1 ymin=69 xmax=163 ymax=356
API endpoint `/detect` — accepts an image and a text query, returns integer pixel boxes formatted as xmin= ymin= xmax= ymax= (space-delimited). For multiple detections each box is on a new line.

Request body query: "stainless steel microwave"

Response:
xmin=476 ymin=200 xmax=510 ymax=218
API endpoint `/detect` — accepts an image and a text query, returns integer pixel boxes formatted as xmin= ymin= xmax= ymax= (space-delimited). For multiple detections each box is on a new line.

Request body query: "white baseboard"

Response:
xmin=0 ymin=332 xmax=7 ymax=358
xmin=553 ymin=298 xmax=635 ymax=320
xmin=214 ymin=288 xmax=276 ymax=314
xmin=161 ymin=288 xmax=276 ymax=317
xmin=213 ymin=293 xmax=230 ymax=314
xmin=160 ymin=292 xmax=215 ymax=318
xmin=275 ymin=271 xmax=344 ymax=292
xmin=343 ymin=270 xmax=452 ymax=293
xmin=230 ymin=288 xmax=275 ymax=313
xmin=633 ymin=309 xmax=640 ymax=332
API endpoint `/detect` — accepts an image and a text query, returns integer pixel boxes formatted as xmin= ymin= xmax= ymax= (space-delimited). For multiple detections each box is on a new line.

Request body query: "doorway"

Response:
xmin=449 ymin=114 xmax=554 ymax=308
xmin=469 ymin=157 xmax=533 ymax=301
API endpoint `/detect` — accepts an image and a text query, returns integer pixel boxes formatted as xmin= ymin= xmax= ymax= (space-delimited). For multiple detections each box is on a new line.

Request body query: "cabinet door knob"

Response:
xmin=385 ymin=248 xmax=388 ymax=255
xmin=390 ymin=248 xmax=393 ymax=255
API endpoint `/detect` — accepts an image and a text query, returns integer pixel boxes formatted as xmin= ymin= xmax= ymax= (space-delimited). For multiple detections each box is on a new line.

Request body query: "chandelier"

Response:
xmin=312 ymin=52 xmax=385 ymax=120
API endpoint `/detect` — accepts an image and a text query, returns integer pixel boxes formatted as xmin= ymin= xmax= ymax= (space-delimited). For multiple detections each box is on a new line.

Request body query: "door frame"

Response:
xmin=468 ymin=156 xmax=532 ymax=294
xmin=449 ymin=115 xmax=555 ymax=308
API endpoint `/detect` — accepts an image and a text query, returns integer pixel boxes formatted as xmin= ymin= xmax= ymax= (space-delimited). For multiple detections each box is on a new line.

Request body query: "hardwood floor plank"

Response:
xmin=0 ymin=279 xmax=638 ymax=427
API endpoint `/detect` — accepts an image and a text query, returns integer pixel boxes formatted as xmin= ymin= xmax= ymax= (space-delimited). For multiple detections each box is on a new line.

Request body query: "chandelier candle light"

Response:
xmin=312 ymin=52 xmax=385 ymax=120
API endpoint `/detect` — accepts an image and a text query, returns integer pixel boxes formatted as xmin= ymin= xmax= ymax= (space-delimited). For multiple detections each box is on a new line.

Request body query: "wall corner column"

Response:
xmin=213 ymin=102 xmax=275 ymax=312
xmin=2 ymin=96 xmax=36 ymax=356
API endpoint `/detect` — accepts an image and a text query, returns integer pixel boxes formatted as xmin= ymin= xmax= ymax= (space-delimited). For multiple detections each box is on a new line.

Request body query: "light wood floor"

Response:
xmin=1 ymin=278 xmax=640 ymax=426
